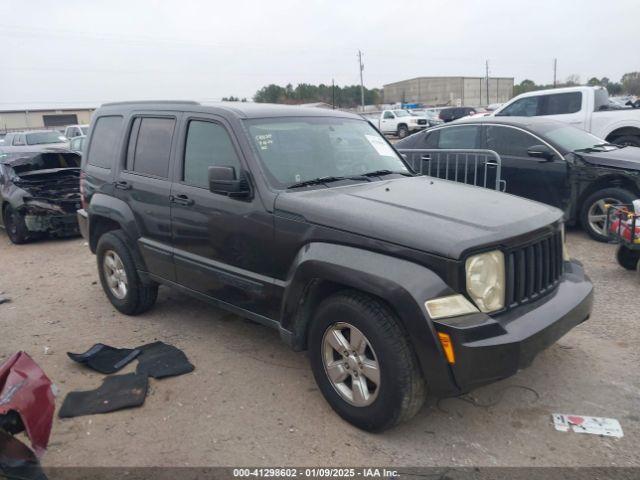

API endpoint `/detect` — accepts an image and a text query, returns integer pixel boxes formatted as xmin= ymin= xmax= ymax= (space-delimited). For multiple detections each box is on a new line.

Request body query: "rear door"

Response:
xmin=379 ymin=110 xmax=396 ymax=133
xmin=114 ymin=113 xmax=178 ymax=281
xmin=169 ymin=113 xmax=279 ymax=319
xmin=483 ymin=124 xmax=569 ymax=210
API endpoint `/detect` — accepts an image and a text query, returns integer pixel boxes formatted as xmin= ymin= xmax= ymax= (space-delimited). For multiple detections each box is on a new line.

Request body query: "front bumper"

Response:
xmin=434 ymin=260 xmax=593 ymax=393
xmin=24 ymin=213 xmax=79 ymax=237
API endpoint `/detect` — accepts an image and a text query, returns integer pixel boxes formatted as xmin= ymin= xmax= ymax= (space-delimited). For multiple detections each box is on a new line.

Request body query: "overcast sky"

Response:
xmin=1 ymin=0 xmax=637 ymax=108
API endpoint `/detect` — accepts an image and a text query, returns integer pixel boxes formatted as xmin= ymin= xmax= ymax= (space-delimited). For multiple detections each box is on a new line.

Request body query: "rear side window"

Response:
xmin=497 ymin=97 xmax=540 ymax=117
xmin=87 ymin=116 xmax=123 ymax=169
xmin=437 ymin=126 xmax=480 ymax=149
xmin=127 ymin=117 xmax=175 ymax=178
xmin=541 ymin=92 xmax=582 ymax=115
xmin=183 ymin=121 xmax=241 ymax=188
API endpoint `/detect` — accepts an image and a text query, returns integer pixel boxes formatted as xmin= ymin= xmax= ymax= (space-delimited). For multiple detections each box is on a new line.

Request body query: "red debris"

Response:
xmin=0 ymin=352 xmax=55 ymax=457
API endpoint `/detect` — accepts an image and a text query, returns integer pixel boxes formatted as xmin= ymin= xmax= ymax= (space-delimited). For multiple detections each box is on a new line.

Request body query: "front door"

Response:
xmin=169 ymin=115 xmax=279 ymax=319
xmin=484 ymin=125 xmax=569 ymax=211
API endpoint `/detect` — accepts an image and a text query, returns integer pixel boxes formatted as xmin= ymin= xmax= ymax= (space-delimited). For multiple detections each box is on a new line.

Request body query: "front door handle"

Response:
xmin=114 ymin=180 xmax=131 ymax=190
xmin=170 ymin=194 xmax=195 ymax=206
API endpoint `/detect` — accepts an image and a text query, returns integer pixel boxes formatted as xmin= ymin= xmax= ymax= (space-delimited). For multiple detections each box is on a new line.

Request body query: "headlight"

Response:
xmin=425 ymin=294 xmax=478 ymax=319
xmin=561 ymin=224 xmax=570 ymax=261
xmin=465 ymin=250 xmax=505 ymax=312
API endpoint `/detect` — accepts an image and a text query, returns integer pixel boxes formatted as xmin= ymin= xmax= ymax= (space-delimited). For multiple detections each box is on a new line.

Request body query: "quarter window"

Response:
xmin=183 ymin=120 xmax=241 ymax=188
xmin=127 ymin=117 xmax=175 ymax=178
xmin=485 ymin=126 xmax=539 ymax=157
xmin=87 ymin=116 xmax=123 ymax=169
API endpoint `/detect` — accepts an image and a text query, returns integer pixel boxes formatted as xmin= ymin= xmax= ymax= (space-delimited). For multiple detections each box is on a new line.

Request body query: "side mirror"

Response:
xmin=527 ymin=144 xmax=554 ymax=161
xmin=208 ymin=166 xmax=250 ymax=198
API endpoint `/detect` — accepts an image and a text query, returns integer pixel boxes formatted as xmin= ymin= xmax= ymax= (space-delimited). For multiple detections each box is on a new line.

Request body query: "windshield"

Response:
xmin=245 ymin=117 xmax=409 ymax=188
xmin=11 ymin=152 xmax=81 ymax=174
xmin=542 ymin=124 xmax=611 ymax=152
xmin=81 ymin=126 xmax=89 ymax=135
xmin=393 ymin=110 xmax=410 ymax=117
xmin=25 ymin=131 xmax=67 ymax=145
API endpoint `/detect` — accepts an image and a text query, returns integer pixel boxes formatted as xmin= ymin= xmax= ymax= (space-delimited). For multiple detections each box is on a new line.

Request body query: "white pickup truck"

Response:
xmin=369 ymin=109 xmax=428 ymax=138
xmin=492 ymin=86 xmax=640 ymax=146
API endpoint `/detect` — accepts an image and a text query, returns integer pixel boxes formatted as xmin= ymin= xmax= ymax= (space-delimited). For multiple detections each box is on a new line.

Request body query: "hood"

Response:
xmin=577 ymin=146 xmax=640 ymax=170
xmin=275 ymin=176 xmax=562 ymax=259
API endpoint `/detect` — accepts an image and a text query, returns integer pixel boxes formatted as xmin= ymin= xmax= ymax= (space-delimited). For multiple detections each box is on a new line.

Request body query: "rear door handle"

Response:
xmin=170 ymin=194 xmax=194 ymax=206
xmin=114 ymin=180 xmax=131 ymax=190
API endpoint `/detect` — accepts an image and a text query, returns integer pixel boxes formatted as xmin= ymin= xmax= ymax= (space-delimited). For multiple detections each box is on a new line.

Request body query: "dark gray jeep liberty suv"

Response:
xmin=78 ymin=101 xmax=593 ymax=431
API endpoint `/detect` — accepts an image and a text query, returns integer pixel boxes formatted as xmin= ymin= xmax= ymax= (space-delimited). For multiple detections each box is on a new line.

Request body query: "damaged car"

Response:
xmin=0 ymin=148 xmax=82 ymax=244
xmin=397 ymin=117 xmax=640 ymax=241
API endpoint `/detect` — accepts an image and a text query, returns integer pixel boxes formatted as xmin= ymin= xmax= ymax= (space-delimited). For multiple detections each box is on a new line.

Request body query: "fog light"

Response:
xmin=425 ymin=294 xmax=478 ymax=319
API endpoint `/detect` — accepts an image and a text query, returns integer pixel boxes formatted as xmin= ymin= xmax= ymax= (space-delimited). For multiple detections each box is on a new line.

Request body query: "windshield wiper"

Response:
xmin=286 ymin=176 xmax=350 ymax=189
xmin=360 ymin=169 xmax=414 ymax=177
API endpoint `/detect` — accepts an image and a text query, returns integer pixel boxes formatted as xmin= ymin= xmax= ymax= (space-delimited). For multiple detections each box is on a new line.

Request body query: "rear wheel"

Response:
xmin=580 ymin=188 xmax=637 ymax=242
xmin=96 ymin=230 xmax=158 ymax=315
xmin=616 ymin=245 xmax=640 ymax=271
xmin=3 ymin=205 xmax=28 ymax=244
xmin=308 ymin=290 xmax=426 ymax=432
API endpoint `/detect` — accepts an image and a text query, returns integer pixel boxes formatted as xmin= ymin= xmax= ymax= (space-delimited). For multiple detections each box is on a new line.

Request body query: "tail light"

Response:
xmin=79 ymin=171 xmax=88 ymax=210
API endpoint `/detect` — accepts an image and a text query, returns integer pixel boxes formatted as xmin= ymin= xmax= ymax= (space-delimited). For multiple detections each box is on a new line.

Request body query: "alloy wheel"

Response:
xmin=322 ymin=322 xmax=381 ymax=407
xmin=587 ymin=197 xmax=621 ymax=237
xmin=103 ymin=250 xmax=128 ymax=299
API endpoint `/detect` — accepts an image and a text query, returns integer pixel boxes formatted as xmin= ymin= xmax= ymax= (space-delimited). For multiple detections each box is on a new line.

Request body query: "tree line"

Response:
xmin=514 ymin=72 xmax=640 ymax=97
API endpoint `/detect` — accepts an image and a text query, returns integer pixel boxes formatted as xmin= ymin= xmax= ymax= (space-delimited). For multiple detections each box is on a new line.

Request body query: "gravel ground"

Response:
xmin=0 ymin=227 xmax=638 ymax=468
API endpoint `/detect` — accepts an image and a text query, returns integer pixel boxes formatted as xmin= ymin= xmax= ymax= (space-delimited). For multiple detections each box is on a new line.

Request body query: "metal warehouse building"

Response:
xmin=383 ymin=76 xmax=514 ymax=107
xmin=0 ymin=105 xmax=96 ymax=132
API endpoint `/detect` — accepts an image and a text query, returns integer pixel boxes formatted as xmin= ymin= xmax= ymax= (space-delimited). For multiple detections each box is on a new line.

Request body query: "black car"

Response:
xmin=0 ymin=148 xmax=81 ymax=243
xmin=77 ymin=102 xmax=592 ymax=431
xmin=438 ymin=106 xmax=477 ymax=123
xmin=397 ymin=116 xmax=640 ymax=241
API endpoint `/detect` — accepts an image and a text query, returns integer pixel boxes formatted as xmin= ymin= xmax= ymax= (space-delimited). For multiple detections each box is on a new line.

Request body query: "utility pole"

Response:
xmin=485 ymin=60 xmax=490 ymax=106
xmin=553 ymin=58 xmax=557 ymax=87
xmin=358 ymin=50 xmax=365 ymax=112
xmin=332 ymin=78 xmax=335 ymax=109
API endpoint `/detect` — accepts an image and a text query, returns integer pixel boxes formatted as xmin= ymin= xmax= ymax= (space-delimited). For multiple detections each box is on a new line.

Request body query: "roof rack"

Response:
xmin=101 ymin=100 xmax=200 ymax=107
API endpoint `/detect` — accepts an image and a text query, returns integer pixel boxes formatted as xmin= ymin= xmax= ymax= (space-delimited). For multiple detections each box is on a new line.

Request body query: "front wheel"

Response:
xmin=397 ymin=125 xmax=409 ymax=139
xmin=580 ymin=188 xmax=637 ymax=242
xmin=612 ymin=135 xmax=640 ymax=147
xmin=3 ymin=205 xmax=29 ymax=244
xmin=308 ymin=291 xmax=426 ymax=432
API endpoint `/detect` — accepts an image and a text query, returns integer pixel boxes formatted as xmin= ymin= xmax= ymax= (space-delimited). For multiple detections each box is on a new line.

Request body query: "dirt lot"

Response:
xmin=0 ymin=227 xmax=638 ymax=468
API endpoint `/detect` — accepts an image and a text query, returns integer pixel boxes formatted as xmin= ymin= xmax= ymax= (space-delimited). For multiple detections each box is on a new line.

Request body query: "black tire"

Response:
xmin=308 ymin=290 xmax=426 ymax=432
xmin=612 ymin=135 xmax=640 ymax=147
xmin=96 ymin=230 xmax=158 ymax=315
xmin=397 ymin=125 xmax=409 ymax=139
xmin=3 ymin=205 xmax=29 ymax=244
xmin=580 ymin=188 xmax=637 ymax=242
xmin=616 ymin=245 xmax=640 ymax=271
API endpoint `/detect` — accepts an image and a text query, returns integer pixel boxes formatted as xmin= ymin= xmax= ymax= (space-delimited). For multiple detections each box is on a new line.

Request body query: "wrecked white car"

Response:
xmin=0 ymin=148 xmax=82 ymax=244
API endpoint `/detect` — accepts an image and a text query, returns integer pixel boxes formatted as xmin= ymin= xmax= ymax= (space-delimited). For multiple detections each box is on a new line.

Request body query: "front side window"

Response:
xmin=128 ymin=117 xmax=175 ymax=178
xmin=437 ymin=125 xmax=480 ymax=149
xmin=183 ymin=121 xmax=241 ymax=188
xmin=497 ymin=97 xmax=540 ymax=117
xmin=541 ymin=92 xmax=582 ymax=115
xmin=485 ymin=126 xmax=540 ymax=157
xmin=87 ymin=116 xmax=123 ymax=168
xmin=245 ymin=117 xmax=409 ymax=188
